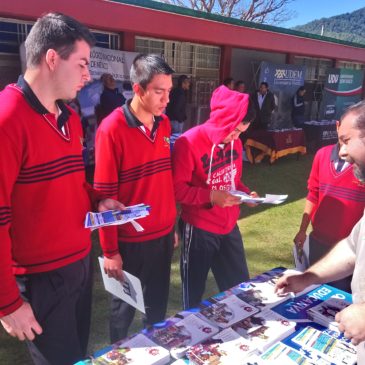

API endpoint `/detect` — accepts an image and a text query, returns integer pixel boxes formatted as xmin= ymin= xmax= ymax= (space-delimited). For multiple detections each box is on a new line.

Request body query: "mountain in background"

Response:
xmin=293 ymin=7 xmax=365 ymax=45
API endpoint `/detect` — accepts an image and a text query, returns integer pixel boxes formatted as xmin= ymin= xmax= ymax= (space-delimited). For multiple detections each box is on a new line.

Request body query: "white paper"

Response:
xmin=98 ymin=257 xmax=145 ymax=314
xmin=230 ymin=190 xmax=287 ymax=205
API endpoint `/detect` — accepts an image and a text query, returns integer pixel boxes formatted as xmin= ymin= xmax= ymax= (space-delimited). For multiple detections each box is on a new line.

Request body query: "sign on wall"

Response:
xmin=259 ymin=61 xmax=306 ymax=129
xmin=320 ymin=68 xmax=364 ymax=120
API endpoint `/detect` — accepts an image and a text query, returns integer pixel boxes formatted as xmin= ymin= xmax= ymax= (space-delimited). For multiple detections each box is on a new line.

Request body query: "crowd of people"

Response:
xmin=1 ymin=12 xmax=365 ymax=365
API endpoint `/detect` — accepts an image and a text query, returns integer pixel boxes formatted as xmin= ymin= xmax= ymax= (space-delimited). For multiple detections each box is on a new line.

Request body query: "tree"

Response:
xmin=161 ymin=0 xmax=294 ymax=24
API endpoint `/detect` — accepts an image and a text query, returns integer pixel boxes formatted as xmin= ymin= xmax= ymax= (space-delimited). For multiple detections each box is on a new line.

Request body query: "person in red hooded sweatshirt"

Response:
xmin=172 ymin=85 xmax=259 ymax=309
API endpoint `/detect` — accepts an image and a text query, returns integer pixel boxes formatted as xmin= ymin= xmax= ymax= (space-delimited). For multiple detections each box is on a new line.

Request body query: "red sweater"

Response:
xmin=94 ymin=104 xmax=176 ymax=256
xmin=0 ymin=84 xmax=92 ymax=317
xmin=172 ymin=86 xmax=251 ymax=234
xmin=308 ymin=144 xmax=365 ymax=245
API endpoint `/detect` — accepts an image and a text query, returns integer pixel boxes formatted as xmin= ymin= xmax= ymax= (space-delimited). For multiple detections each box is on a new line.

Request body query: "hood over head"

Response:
xmin=202 ymin=85 xmax=249 ymax=145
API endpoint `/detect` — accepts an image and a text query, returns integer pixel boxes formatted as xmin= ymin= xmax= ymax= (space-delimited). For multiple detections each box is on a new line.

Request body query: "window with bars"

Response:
xmin=0 ymin=18 xmax=120 ymax=54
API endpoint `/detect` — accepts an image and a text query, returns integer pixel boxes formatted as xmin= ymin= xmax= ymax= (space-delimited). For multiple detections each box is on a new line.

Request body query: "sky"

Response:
xmin=281 ymin=0 xmax=365 ymax=28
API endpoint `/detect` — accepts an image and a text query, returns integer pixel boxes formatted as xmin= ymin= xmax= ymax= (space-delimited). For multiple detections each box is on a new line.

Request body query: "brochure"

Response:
xmin=85 ymin=204 xmax=150 ymax=231
xmin=90 ymin=333 xmax=170 ymax=365
xmin=231 ymin=309 xmax=296 ymax=353
xmin=197 ymin=294 xmax=259 ymax=329
xmin=98 ymin=257 xmax=145 ymax=314
xmin=147 ymin=314 xmax=219 ymax=359
xmin=230 ymin=190 xmax=288 ymax=205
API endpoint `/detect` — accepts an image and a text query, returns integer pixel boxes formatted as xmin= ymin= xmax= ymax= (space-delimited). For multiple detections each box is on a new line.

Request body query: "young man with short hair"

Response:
xmin=94 ymin=54 xmax=177 ymax=342
xmin=0 ymin=13 xmax=122 ymax=365
xmin=172 ymin=85 xmax=258 ymax=310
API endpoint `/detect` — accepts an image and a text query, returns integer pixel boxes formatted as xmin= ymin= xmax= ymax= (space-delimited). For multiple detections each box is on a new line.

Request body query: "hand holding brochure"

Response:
xmin=230 ymin=190 xmax=288 ymax=205
xmin=98 ymin=257 xmax=145 ymax=314
xmin=85 ymin=203 xmax=150 ymax=231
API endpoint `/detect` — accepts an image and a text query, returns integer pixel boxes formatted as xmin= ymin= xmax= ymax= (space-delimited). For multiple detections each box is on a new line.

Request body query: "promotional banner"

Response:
xmin=78 ymin=47 xmax=137 ymax=116
xmin=259 ymin=61 xmax=306 ymax=129
xmin=320 ymin=68 xmax=364 ymax=120
xmin=89 ymin=46 xmax=138 ymax=81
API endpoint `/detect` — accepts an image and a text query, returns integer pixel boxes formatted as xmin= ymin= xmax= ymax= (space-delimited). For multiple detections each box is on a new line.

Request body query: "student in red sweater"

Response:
xmin=172 ymin=85 xmax=258 ymax=309
xmin=0 ymin=13 xmax=122 ymax=365
xmin=94 ymin=54 xmax=177 ymax=342
xmin=294 ymin=140 xmax=365 ymax=292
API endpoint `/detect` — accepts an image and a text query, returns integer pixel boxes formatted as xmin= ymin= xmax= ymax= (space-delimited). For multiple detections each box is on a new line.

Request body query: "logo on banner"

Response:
xmin=328 ymin=74 xmax=339 ymax=84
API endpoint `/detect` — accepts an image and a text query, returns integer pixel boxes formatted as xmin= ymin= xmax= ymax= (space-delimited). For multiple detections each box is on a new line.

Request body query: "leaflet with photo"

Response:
xmin=197 ymin=294 xmax=259 ymax=329
xmin=187 ymin=327 xmax=257 ymax=365
xmin=90 ymin=333 xmax=170 ymax=365
xmin=147 ymin=314 xmax=219 ymax=359
xmin=231 ymin=309 xmax=296 ymax=353
xmin=307 ymin=297 xmax=351 ymax=331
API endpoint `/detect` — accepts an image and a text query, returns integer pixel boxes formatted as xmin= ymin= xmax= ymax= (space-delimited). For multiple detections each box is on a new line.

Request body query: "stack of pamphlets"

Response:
xmin=258 ymin=342 xmax=325 ymax=364
xmin=291 ymin=326 xmax=357 ymax=365
xmin=147 ymin=314 xmax=219 ymax=359
xmin=89 ymin=333 xmax=170 ymax=365
xmin=84 ymin=204 xmax=150 ymax=230
xmin=231 ymin=309 xmax=296 ymax=352
xmin=230 ymin=190 xmax=288 ymax=205
xmin=186 ymin=327 xmax=258 ymax=364
xmin=197 ymin=294 xmax=259 ymax=329
xmin=307 ymin=297 xmax=350 ymax=331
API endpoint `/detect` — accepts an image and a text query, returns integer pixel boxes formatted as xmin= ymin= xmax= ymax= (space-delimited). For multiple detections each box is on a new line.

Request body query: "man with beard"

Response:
xmin=275 ymin=101 xmax=365 ymax=364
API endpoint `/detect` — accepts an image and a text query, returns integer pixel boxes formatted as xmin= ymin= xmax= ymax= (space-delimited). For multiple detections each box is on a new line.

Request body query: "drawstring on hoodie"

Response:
xmin=205 ymin=140 xmax=236 ymax=191
xmin=206 ymin=144 xmax=216 ymax=185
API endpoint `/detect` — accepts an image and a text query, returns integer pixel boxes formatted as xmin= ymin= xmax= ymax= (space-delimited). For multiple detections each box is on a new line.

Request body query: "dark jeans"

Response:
xmin=16 ymin=254 xmax=93 ymax=365
xmin=309 ymin=233 xmax=352 ymax=293
xmin=109 ymin=231 xmax=174 ymax=343
xmin=180 ymin=220 xmax=250 ymax=310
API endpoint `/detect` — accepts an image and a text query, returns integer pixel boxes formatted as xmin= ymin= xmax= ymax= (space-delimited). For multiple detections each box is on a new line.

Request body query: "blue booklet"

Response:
xmin=271 ymin=284 xmax=352 ymax=323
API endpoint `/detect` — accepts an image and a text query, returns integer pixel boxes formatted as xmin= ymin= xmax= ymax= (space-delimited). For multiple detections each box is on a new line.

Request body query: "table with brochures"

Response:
xmin=75 ymin=267 xmax=357 ymax=365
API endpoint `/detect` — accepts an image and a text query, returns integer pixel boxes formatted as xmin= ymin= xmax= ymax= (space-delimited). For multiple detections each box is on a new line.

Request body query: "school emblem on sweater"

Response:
xmin=163 ymin=136 xmax=170 ymax=147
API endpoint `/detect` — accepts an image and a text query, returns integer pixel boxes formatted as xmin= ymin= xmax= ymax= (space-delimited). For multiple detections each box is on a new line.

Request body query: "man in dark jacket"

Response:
xmin=98 ymin=73 xmax=126 ymax=121
xmin=252 ymin=82 xmax=276 ymax=130
xmin=166 ymin=74 xmax=190 ymax=134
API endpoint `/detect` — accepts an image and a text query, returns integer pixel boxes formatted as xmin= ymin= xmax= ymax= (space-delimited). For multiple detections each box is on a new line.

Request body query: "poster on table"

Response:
xmin=319 ymin=68 xmax=364 ymax=121
xmin=259 ymin=61 xmax=306 ymax=129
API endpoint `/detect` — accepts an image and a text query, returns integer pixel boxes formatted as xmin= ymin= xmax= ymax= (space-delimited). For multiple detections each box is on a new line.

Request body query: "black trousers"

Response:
xmin=180 ymin=220 xmax=250 ymax=310
xmin=309 ymin=233 xmax=352 ymax=293
xmin=110 ymin=231 xmax=174 ymax=343
xmin=16 ymin=254 xmax=93 ymax=365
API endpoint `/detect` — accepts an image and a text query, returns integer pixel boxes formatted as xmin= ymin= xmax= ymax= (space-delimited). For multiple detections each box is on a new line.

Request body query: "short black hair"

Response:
xmin=235 ymin=80 xmax=245 ymax=88
xmin=223 ymin=77 xmax=234 ymax=86
xmin=340 ymin=100 xmax=365 ymax=136
xmin=25 ymin=12 xmax=95 ymax=68
xmin=260 ymin=82 xmax=269 ymax=88
xmin=177 ymin=74 xmax=189 ymax=87
xmin=130 ymin=54 xmax=174 ymax=89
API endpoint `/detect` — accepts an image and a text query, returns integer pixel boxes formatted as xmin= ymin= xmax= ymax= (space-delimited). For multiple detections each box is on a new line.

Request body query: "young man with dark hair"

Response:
xmin=223 ymin=77 xmax=235 ymax=90
xmin=172 ymin=85 xmax=258 ymax=310
xmin=94 ymin=54 xmax=177 ymax=342
xmin=166 ymin=74 xmax=190 ymax=134
xmin=275 ymin=101 xmax=365 ymax=364
xmin=0 ymin=12 xmax=123 ymax=365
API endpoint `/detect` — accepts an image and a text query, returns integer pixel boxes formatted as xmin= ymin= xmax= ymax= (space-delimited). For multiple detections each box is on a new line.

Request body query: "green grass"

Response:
xmin=0 ymin=153 xmax=314 ymax=364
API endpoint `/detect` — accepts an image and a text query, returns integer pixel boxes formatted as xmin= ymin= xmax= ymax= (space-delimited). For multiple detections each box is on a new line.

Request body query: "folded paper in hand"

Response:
xmin=230 ymin=190 xmax=288 ymax=205
xmin=85 ymin=204 xmax=150 ymax=231
xmin=98 ymin=257 xmax=145 ymax=314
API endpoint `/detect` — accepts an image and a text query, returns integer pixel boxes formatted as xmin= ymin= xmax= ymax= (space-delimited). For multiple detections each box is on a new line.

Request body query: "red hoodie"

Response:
xmin=172 ymin=85 xmax=251 ymax=234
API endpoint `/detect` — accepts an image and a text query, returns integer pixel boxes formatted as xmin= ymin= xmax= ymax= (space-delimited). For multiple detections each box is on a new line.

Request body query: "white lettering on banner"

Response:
xmin=286 ymin=287 xmax=331 ymax=314
xmin=274 ymin=69 xmax=303 ymax=80
xmin=328 ymin=74 xmax=339 ymax=84
xmin=89 ymin=46 xmax=138 ymax=81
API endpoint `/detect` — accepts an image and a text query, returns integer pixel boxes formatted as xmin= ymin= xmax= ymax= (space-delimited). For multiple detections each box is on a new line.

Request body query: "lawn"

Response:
xmin=0 ymin=153 xmax=314 ymax=364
